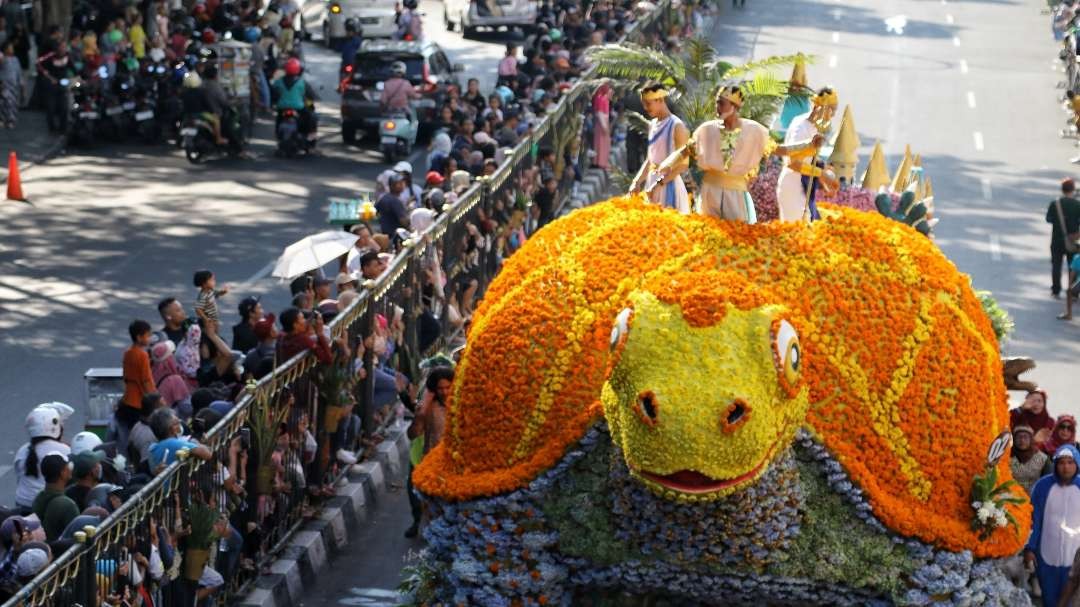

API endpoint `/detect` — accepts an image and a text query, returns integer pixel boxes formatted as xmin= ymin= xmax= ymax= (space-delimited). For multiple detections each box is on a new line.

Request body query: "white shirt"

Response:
xmin=693 ymin=118 xmax=769 ymax=177
xmin=13 ymin=440 xmax=71 ymax=508
xmin=1041 ymin=482 xmax=1080 ymax=567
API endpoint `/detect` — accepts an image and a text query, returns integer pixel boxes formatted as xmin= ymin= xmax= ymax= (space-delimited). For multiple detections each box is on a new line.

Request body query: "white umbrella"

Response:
xmin=272 ymin=231 xmax=358 ymax=280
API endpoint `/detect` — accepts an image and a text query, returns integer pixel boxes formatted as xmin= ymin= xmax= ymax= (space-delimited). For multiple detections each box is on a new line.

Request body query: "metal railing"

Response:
xmin=3 ymin=2 xmax=680 ymax=605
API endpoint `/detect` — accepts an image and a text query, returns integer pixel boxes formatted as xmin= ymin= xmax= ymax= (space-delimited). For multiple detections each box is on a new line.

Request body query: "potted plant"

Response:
xmin=249 ymin=391 xmax=291 ymax=495
xmin=184 ymin=501 xmax=220 ymax=581
xmin=314 ymin=357 xmax=355 ymax=434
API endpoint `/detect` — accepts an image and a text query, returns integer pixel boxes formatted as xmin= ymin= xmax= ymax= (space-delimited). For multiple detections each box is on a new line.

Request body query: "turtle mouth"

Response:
xmin=635 ymin=436 xmax=782 ymax=495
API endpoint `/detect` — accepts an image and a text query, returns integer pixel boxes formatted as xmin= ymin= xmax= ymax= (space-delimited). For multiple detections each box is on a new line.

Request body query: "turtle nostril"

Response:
xmin=721 ymin=399 xmax=751 ymax=433
xmin=641 ymin=394 xmax=657 ymax=419
xmin=635 ymin=390 xmax=660 ymax=426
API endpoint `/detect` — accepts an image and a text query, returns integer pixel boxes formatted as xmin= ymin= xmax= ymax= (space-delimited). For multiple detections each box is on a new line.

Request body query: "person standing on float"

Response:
xmin=628 ymin=82 xmax=691 ymax=214
xmin=776 ymin=87 xmax=841 ymax=223
xmin=649 ymin=85 xmax=823 ymax=223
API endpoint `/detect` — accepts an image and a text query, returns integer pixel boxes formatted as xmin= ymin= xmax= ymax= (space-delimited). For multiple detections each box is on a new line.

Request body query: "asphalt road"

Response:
xmin=0 ymin=3 xmax=514 ymax=496
xmin=284 ymin=0 xmax=1080 ymax=600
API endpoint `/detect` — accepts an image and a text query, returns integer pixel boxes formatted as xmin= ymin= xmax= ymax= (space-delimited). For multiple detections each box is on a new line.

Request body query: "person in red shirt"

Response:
xmin=275 ymin=307 xmax=333 ymax=364
xmin=117 ymin=320 xmax=155 ymax=454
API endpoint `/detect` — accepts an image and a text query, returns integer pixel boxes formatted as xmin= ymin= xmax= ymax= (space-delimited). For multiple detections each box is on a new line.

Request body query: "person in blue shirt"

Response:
xmin=338 ymin=20 xmax=362 ymax=77
xmin=147 ymin=408 xmax=212 ymax=473
xmin=271 ymin=57 xmax=318 ymax=138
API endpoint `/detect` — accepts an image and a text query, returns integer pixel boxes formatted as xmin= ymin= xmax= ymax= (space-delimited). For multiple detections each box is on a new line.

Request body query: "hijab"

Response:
xmin=1044 ymin=414 xmax=1077 ymax=455
xmin=1010 ymin=389 xmax=1054 ymax=434
xmin=1011 ymin=426 xmax=1039 ymax=463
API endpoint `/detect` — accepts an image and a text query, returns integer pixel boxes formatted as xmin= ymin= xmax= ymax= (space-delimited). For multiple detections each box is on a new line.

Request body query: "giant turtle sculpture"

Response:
xmin=407 ymin=197 xmax=1032 ymax=606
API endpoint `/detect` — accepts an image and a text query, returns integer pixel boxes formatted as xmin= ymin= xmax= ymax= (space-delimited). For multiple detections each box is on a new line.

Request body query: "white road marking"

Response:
xmin=973 ymin=131 xmax=984 ymax=151
xmin=238 ymin=259 xmax=277 ymax=287
xmin=967 ymin=91 xmax=977 ymax=109
xmin=832 ymin=32 xmax=840 ymax=43
xmin=829 ymin=54 xmax=838 ymax=68
xmin=989 ymin=235 xmax=1002 ymax=261
xmin=953 ymin=36 xmax=961 ymax=47
xmin=0 ymin=466 xmax=12 ymax=481
xmin=885 ymin=15 xmax=909 ymax=34
xmin=960 ymin=59 xmax=969 ymax=74
xmin=339 ymin=588 xmax=401 ymax=606
xmin=981 ymin=177 xmax=993 ymax=201
xmin=832 ymin=7 xmax=843 ymax=20
xmin=946 ymin=14 xmax=954 ymax=24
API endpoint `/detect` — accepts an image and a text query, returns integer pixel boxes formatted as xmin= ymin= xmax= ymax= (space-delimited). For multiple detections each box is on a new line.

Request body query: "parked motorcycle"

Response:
xmin=67 ymin=77 xmax=99 ymax=147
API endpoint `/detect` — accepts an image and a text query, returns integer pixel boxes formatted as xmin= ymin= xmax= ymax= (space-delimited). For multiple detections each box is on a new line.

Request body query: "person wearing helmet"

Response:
xmin=393 ymin=161 xmax=424 ymax=209
xmin=396 ymin=0 xmax=424 ymax=41
xmin=271 ymin=56 xmax=318 ymax=138
xmin=339 ymin=20 xmax=364 ymax=76
xmin=180 ymin=71 xmax=228 ymax=145
xmin=380 ymin=60 xmax=419 ymax=114
xmin=201 ymin=62 xmax=235 ymax=143
xmin=13 ymin=403 xmax=74 ymax=511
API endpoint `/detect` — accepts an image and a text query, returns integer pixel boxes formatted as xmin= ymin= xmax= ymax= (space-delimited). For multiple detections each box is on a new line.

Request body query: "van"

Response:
xmin=301 ymin=0 xmax=398 ymax=42
xmin=443 ymin=0 xmax=538 ymax=37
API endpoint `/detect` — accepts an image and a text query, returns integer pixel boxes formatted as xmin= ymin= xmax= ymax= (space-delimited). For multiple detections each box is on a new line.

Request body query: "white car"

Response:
xmin=443 ymin=0 xmax=537 ymax=36
xmin=301 ymin=0 xmax=398 ymax=42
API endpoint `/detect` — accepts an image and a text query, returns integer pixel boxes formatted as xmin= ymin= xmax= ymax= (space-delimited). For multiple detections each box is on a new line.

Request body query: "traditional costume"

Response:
xmin=690 ymin=87 xmax=772 ymax=223
xmin=638 ymin=88 xmax=691 ymax=213
xmin=1027 ymin=445 xmax=1080 ymax=607
xmin=776 ymin=88 xmax=837 ymax=223
xmin=776 ymin=60 xmax=811 ymax=138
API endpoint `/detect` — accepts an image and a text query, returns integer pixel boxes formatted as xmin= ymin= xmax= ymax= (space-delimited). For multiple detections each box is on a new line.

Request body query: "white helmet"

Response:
xmin=393 ymin=160 xmax=413 ymax=174
xmin=71 ymin=431 xmax=103 ymax=455
xmin=390 ymin=61 xmax=407 ymax=77
xmin=26 ymin=406 xmax=66 ymax=440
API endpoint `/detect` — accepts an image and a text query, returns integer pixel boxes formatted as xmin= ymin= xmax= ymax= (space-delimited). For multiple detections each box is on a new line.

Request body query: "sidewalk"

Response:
xmin=0 ymin=108 xmax=65 ymax=185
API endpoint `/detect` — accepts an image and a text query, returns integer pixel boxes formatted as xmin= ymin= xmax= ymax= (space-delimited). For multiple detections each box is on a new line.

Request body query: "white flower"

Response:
xmin=994 ymin=511 xmax=1008 ymax=528
xmin=977 ymin=506 xmax=993 ymax=523
xmin=971 ymin=501 xmax=983 ymax=510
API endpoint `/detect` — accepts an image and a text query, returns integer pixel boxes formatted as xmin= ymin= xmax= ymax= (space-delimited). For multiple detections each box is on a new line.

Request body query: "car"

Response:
xmin=301 ymin=0 xmax=398 ymax=43
xmin=339 ymin=39 xmax=464 ymax=144
xmin=443 ymin=0 xmax=537 ymax=37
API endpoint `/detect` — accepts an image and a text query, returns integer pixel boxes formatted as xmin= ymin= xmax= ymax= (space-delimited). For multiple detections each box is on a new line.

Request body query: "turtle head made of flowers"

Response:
xmin=600 ymin=282 xmax=811 ymax=502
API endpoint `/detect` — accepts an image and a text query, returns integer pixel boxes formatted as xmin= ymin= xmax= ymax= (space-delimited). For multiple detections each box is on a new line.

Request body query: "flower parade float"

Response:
xmin=404 ymin=196 xmax=1032 ymax=606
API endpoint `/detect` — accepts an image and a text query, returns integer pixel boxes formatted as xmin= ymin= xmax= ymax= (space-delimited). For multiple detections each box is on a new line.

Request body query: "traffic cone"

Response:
xmin=6 ymin=151 xmax=26 ymax=202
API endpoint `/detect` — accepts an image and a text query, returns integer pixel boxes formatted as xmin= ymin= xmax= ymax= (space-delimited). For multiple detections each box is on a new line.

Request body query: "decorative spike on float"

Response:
xmin=924 ymin=176 xmax=935 ymax=215
xmin=861 ymin=141 xmax=891 ymax=191
xmin=891 ymin=145 xmax=913 ymax=193
xmin=913 ymin=153 xmax=922 ymax=168
xmin=790 ymin=58 xmax=808 ymax=88
xmin=828 ymin=105 xmax=860 ymax=182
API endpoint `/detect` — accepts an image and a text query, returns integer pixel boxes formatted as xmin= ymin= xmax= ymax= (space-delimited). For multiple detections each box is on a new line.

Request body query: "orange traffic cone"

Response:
xmin=6 ymin=151 xmax=26 ymax=202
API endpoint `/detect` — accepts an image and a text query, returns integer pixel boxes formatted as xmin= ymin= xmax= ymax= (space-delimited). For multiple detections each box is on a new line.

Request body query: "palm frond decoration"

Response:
xmin=682 ymin=38 xmax=716 ymax=83
xmin=624 ymin=110 xmax=651 ymax=138
xmin=585 ymin=44 xmax=685 ymax=89
xmin=721 ymin=52 xmax=814 ymax=79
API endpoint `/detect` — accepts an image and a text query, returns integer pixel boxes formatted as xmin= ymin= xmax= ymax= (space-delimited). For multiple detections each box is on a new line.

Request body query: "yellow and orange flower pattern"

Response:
xmin=412 ymin=196 xmax=1030 ymax=558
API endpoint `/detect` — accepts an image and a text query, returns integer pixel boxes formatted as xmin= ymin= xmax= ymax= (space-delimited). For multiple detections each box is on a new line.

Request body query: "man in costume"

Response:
xmin=648 ymin=85 xmax=823 ymax=223
xmin=628 ymin=82 xmax=691 ymax=214
xmin=1025 ymin=444 xmax=1080 ymax=607
xmin=776 ymin=86 xmax=841 ymax=223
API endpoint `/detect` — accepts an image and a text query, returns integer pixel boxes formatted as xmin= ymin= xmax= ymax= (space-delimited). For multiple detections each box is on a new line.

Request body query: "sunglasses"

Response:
xmin=1063 ymin=425 xmax=1075 ymax=431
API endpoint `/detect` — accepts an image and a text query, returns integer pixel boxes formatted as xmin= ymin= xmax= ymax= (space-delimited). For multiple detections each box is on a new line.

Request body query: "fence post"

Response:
xmin=73 ymin=538 xmax=95 ymax=607
xmin=476 ymin=176 xmax=493 ymax=290
xmin=358 ymin=291 xmax=377 ymax=436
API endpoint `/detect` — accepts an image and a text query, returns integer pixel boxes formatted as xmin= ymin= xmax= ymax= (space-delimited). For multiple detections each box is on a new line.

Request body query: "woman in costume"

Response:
xmin=776 ymin=87 xmax=840 ymax=223
xmin=628 ymin=82 xmax=691 ymax=214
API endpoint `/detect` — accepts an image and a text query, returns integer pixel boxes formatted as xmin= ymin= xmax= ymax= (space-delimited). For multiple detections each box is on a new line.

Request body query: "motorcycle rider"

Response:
xmin=180 ymin=71 xmax=227 ymax=145
xmin=381 ymin=60 xmax=419 ymax=115
xmin=36 ymin=40 xmax=73 ymax=133
xmin=271 ymin=57 xmax=318 ymax=140
xmin=201 ymin=62 xmax=235 ymax=145
xmin=339 ymin=19 xmax=363 ymax=76
xmin=395 ymin=0 xmax=423 ymax=41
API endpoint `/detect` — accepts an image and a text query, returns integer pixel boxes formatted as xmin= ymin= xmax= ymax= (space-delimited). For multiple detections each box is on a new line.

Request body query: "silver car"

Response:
xmin=301 ymin=0 xmax=398 ymax=41
xmin=443 ymin=0 xmax=538 ymax=36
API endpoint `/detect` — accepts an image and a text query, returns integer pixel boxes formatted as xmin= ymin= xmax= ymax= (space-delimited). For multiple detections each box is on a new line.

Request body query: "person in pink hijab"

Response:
xmin=1043 ymin=414 xmax=1078 ymax=456
xmin=591 ymin=82 xmax=612 ymax=170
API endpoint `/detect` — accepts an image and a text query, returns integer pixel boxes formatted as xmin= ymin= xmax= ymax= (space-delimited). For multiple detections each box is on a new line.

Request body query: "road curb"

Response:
xmin=0 ymin=134 xmax=66 ymax=187
xmin=236 ymin=419 xmax=411 ymax=607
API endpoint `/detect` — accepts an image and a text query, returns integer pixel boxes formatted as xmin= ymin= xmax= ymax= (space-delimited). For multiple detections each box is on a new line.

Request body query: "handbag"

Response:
xmin=1055 ymin=198 xmax=1080 ymax=253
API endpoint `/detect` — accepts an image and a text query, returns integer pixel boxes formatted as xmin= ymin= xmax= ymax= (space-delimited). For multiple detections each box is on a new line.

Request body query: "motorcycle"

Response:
xmin=67 ymin=77 xmax=99 ymax=147
xmin=181 ymin=106 xmax=246 ymax=164
xmin=379 ymin=105 xmax=419 ymax=163
xmin=275 ymin=106 xmax=317 ymax=157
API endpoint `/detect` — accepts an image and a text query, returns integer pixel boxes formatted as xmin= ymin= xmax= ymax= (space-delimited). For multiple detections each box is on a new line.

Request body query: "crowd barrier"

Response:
xmin=4 ymin=3 xmax=679 ymax=604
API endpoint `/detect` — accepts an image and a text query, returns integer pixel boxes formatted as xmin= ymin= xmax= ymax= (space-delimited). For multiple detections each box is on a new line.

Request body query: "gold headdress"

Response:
xmin=811 ymin=88 xmax=839 ymax=108
xmin=641 ymin=88 xmax=670 ymax=102
xmin=716 ymin=85 xmax=744 ymax=108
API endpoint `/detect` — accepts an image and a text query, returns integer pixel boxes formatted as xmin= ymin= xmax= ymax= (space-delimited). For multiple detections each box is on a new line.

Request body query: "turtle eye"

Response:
xmin=771 ymin=319 xmax=801 ymax=389
xmin=634 ymin=390 xmax=660 ymax=427
xmin=610 ymin=307 xmax=632 ymax=351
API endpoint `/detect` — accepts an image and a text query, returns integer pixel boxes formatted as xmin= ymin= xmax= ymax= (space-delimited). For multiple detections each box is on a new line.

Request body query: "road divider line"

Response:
xmin=832 ymin=32 xmax=839 ymax=43
xmin=237 ymin=258 xmax=277 ymax=290
xmin=981 ymin=177 xmax=992 ymax=201
xmin=967 ymin=91 xmax=976 ymax=109
xmin=989 ymin=235 xmax=1001 ymax=261
xmin=973 ymin=131 xmax=984 ymax=151
xmin=953 ymin=36 xmax=961 ymax=47
xmin=946 ymin=14 xmax=954 ymax=24
xmin=960 ymin=59 xmax=969 ymax=74
xmin=829 ymin=54 xmax=838 ymax=68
